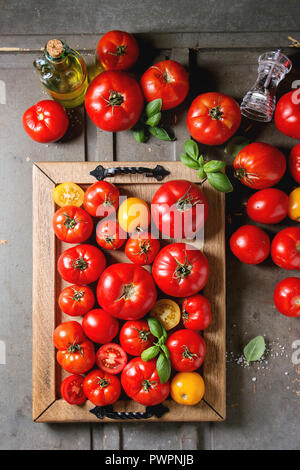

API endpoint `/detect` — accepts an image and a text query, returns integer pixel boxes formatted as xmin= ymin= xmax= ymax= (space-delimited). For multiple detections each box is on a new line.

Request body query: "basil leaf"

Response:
xmin=198 ymin=167 xmax=206 ymax=180
xmin=149 ymin=127 xmax=174 ymax=141
xmin=156 ymin=352 xmax=171 ymax=383
xmin=145 ymin=112 xmax=162 ymax=127
xmin=161 ymin=324 xmax=167 ymax=342
xmin=141 ymin=346 xmax=160 ymax=362
xmin=225 ymin=136 xmax=250 ymax=158
xmin=146 ymin=99 xmax=162 ymax=117
xmin=180 ymin=153 xmax=200 ymax=169
xmin=132 ymin=127 xmax=147 ymax=143
xmin=207 ymin=172 xmax=233 ymax=193
xmin=243 ymin=336 xmax=266 ymax=362
xmin=184 ymin=139 xmax=199 ymax=160
xmin=147 ymin=317 xmax=163 ymax=338
xmin=203 ymin=160 xmax=226 ymax=173
xmin=160 ymin=344 xmax=170 ymax=359
xmin=198 ymin=155 xmax=204 ymax=165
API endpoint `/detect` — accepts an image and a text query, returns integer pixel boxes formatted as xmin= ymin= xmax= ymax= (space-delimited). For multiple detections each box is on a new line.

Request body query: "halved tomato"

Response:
xmin=150 ymin=299 xmax=181 ymax=331
xmin=96 ymin=343 xmax=127 ymax=374
xmin=53 ymin=182 xmax=85 ymax=207
xmin=60 ymin=374 xmax=87 ymax=405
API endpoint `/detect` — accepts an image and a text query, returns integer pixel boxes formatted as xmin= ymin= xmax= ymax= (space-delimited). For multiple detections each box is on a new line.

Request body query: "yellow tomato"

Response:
xmin=118 ymin=197 xmax=150 ymax=233
xmin=150 ymin=299 xmax=180 ymax=331
xmin=53 ymin=182 xmax=85 ymax=207
xmin=288 ymin=187 xmax=300 ymax=221
xmin=171 ymin=372 xmax=205 ymax=405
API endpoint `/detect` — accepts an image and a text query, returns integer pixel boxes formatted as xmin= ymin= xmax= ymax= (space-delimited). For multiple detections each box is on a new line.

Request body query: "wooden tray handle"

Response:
xmin=90 ymin=403 xmax=169 ymax=420
xmin=90 ymin=164 xmax=170 ymax=182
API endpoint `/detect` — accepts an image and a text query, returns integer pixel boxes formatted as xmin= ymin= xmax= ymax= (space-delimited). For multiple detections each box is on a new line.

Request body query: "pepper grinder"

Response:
xmin=240 ymin=50 xmax=292 ymax=122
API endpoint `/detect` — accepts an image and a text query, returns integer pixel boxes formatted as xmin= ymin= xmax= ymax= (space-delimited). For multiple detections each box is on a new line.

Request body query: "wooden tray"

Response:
xmin=32 ymin=161 xmax=226 ymax=422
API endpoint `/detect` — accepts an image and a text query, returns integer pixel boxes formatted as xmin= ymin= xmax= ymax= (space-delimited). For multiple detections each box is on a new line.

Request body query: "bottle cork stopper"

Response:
xmin=46 ymin=39 xmax=63 ymax=58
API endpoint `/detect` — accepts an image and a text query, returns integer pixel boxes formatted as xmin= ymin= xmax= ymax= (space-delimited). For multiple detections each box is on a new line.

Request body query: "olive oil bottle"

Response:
xmin=34 ymin=39 xmax=88 ymax=108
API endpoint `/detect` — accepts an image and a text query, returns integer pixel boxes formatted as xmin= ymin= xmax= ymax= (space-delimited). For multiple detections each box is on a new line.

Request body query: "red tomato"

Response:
xmin=166 ymin=329 xmax=206 ymax=372
xmin=230 ymin=225 xmax=270 ymax=265
xmin=53 ymin=205 xmax=93 ymax=243
xmin=96 ymin=219 xmax=127 ymax=250
xmin=125 ymin=232 xmax=160 ymax=265
xmin=233 ymin=142 xmax=286 ymax=189
xmin=274 ymin=89 xmax=300 ymax=139
xmin=271 ymin=227 xmax=300 ymax=270
xmin=151 ymin=180 xmax=209 ymax=239
xmin=85 ymin=71 xmax=144 ymax=132
xmin=182 ymin=295 xmax=212 ymax=330
xmin=186 ymin=92 xmax=241 ymax=145
xmin=121 ymin=358 xmax=170 ymax=405
xmin=58 ymin=285 xmax=95 ymax=317
xmin=97 ymin=30 xmax=139 ymax=71
xmin=22 ymin=99 xmax=69 ymax=143
xmin=140 ymin=60 xmax=189 ymax=110
xmin=274 ymin=277 xmax=300 ymax=317
xmin=82 ymin=308 xmax=119 ymax=344
xmin=83 ymin=181 xmax=119 ymax=218
xmin=97 ymin=263 xmax=157 ymax=320
xmin=96 ymin=343 xmax=127 ymax=374
xmin=53 ymin=321 xmax=86 ymax=350
xmin=83 ymin=369 xmax=121 ymax=406
xmin=119 ymin=320 xmax=155 ymax=356
xmin=60 ymin=374 xmax=87 ymax=405
xmin=289 ymin=143 xmax=300 ymax=184
xmin=152 ymin=243 xmax=209 ymax=297
xmin=57 ymin=244 xmax=106 ymax=285
xmin=246 ymin=189 xmax=288 ymax=224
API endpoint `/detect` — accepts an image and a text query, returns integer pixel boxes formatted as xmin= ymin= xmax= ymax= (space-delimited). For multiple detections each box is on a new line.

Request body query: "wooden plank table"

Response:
xmin=1 ymin=0 xmax=300 ymax=450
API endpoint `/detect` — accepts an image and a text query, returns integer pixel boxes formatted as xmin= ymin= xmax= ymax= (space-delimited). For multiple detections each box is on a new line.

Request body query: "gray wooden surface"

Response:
xmin=1 ymin=0 xmax=300 ymax=450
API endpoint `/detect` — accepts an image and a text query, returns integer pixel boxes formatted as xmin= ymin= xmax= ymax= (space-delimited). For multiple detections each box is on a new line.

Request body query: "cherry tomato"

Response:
xmin=150 ymin=299 xmax=181 ymax=331
xmin=58 ymin=285 xmax=95 ymax=317
xmin=83 ymin=369 xmax=121 ymax=406
xmin=85 ymin=71 xmax=144 ymax=132
xmin=125 ymin=232 xmax=160 ymax=265
xmin=187 ymin=92 xmax=241 ymax=145
xmin=53 ymin=205 xmax=93 ymax=243
xmin=271 ymin=227 xmax=300 ymax=270
xmin=118 ymin=197 xmax=151 ymax=233
xmin=274 ymin=277 xmax=300 ymax=317
xmin=182 ymin=294 xmax=211 ymax=330
xmin=166 ymin=329 xmax=206 ymax=372
xmin=275 ymin=89 xmax=300 ymax=139
xmin=120 ymin=320 xmax=155 ymax=356
xmin=140 ymin=60 xmax=189 ymax=110
xmin=97 ymin=30 xmax=139 ymax=71
xmin=96 ymin=219 xmax=127 ymax=250
xmin=152 ymin=243 xmax=209 ymax=297
xmin=233 ymin=142 xmax=286 ymax=189
xmin=23 ymin=99 xmax=69 ymax=143
xmin=83 ymin=181 xmax=119 ymax=218
xmin=289 ymin=143 xmax=300 ymax=184
xmin=151 ymin=180 xmax=209 ymax=239
xmin=246 ymin=189 xmax=288 ymax=224
xmin=97 ymin=263 xmax=157 ymax=320
xmin=230 ymin=225 xmax=270 ymax=265
xmin=82 ymin=308 xmax=119 ymax=344
xmin=57 ymin=244 xmax=106 ymax=285
xmin=288 ymin=187 xmax=300 ymax=221
xmin=96 ymin=343 xmax=127 ymax=374
xmin=60 ymin=374 xmax=87 ymax=405
xmin=53 ymin=182 xmax=85 ymax=208
xmin=171 ymin=372 xmax=205 ymax=405
xmin=121 ymin=358 xmax=170 ymax=406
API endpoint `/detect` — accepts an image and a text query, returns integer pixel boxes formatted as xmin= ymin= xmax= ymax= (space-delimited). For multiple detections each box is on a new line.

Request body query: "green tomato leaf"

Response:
xmin=141 ymin=346 xmax=160 ymax=362
xmin=207 ymin=171 xmax=233 ymax=193
xmin=184 ymin=139 xmax=199 ymax=160
xmin=224 ymin=136 xmax=250 ymax=158
xmin=149 ymin=127 xmax=174 ymax=141
xmin=145 ymin=112 xmax=162 ymax=127
xmin=147 ymin=317 xmax=163 ymax=339
xmin=146 ymin=99 xmax=162 ymax=117
xmin=132 ymin=127 xmax=148 ymax=143
xmin=243 ymin=336 xmax=266 ymax=362
xmin=203 ymin=160 xmax=226 ymax=173
xmin=180 ymin=153 xmax=200 ymax=169
xmin=156 ymin=352 xmax=171 ymax=383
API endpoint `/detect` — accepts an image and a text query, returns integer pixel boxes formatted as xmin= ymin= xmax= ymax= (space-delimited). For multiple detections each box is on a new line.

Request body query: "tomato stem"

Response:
xmin=173 ymin=252 xmax=193 ymax=280
xmin=96 ymin=377 xmax=109 ymax=388
xmin=73 ymin=257 xmax=87 ymax=270
xmin=182 ymin=345 xmax=198 ymax=360
xmin=133 ymin=327 xmax=151 ymax=342
xmin=118 ymin=283 xmax=136 ymax=301
xmin=209 ymin=105 xmax=223 ymax=120
xmin=72 ymin=289 xmax=85 ymax=302
xmin=104 ymin=90 xmax=124 ymax=108
xmin=142 ymin=379 xmax=158 ymax=391
xmin=67 ymin=342 xmax=83 ymax=357
xmin=176 ymin=186 xmax=202 ymax=212
xmin=108 ymin=45 xmax=127 ymax=56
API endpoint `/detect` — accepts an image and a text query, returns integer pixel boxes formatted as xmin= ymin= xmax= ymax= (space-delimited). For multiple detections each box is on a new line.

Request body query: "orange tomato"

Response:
xmin=171 ymin=372 xmax=205 ymax=405
xmin=150 ymin=299 xmax=180 ymax=331
xmin=53 ymin=182 xmax=85 ymax=207
xmin=288 ymin=187 xmax=300 ymax=221
xmin=118 ymin=197 xmax=150 ymax=233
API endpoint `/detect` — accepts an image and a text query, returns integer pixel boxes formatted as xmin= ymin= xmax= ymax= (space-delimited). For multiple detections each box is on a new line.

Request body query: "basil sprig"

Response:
xmin=132 ymin=99 xmax=175 ymax=143
xmin=243 ymin=336 xmax=266 ymax=362
xmin=180 ymin=139 xmax=233 ymax=193
xmin=141 ymin=317 xmax=171 ymax=383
